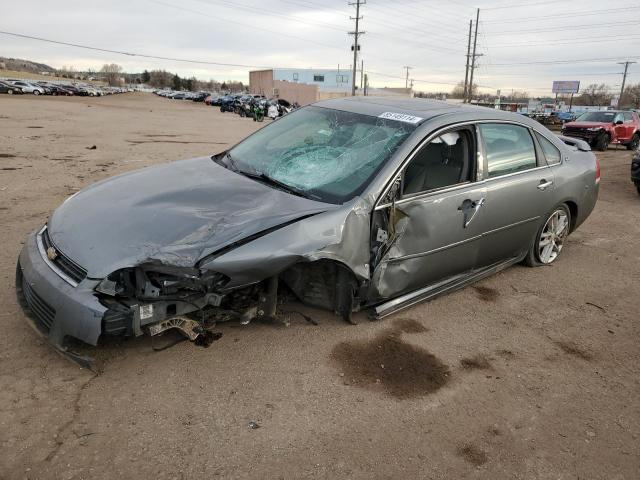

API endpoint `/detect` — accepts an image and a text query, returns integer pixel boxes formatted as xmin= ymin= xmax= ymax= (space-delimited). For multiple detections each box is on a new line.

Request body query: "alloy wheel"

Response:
xmin=538 ymin=209 xmax=569 ymax=264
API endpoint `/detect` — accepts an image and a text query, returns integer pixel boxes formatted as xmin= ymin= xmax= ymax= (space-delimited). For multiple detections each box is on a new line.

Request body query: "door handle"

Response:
xmin=537 ymin=179 xmax=554 ymax=191
xmin=458 ymin=197 xmax=485 ymax=228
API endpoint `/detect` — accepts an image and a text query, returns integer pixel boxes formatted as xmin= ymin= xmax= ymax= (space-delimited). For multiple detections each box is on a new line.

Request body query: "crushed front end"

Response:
xmin=16 ymin=225 xmax=264 ymax=367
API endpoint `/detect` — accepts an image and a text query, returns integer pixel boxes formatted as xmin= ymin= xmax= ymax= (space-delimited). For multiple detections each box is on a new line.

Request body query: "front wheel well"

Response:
xmin=279 ymin=259 xmax=360 ymax=322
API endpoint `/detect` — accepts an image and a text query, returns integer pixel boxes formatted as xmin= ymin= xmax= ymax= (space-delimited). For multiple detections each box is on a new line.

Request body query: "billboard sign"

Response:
xmin=552 ymin=81 xmax=580 ymax=94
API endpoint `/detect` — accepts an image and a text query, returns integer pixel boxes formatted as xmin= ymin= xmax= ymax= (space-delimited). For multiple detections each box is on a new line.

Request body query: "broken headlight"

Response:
xmin=95 ymin=267 xmax=229 ymax=298
xmin=95 ymin=268 xmax=136 ymax=296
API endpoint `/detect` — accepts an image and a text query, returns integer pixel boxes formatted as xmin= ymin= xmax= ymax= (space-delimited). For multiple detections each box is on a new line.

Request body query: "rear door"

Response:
xmin=370 ymin=126 xmax=487 ymax=301
xmin=475 ymin=123 xmax=557 ymax=267
xmin=613 ymin=112 xmax=628 ymax=142
xmin=621 ymin=112 xmax=635 ymax=141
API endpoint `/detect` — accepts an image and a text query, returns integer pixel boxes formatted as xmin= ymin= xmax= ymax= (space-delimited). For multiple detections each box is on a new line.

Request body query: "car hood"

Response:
xmin=564 ymin=122 xmax=610 ymax=129
xmin=48 ymin=157 xmax=332 ymax=278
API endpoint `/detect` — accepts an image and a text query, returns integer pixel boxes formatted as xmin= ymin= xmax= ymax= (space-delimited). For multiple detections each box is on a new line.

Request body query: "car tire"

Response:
xmin=626 ymin=133 xmax=639 ymax=151
xmin=33 ymin=90 xmax=41 ymax=95
xmin=593 ymin=132 xmax=610 ymax=151
xmin=524 ymin=204 xmax=571 ymax=267
xmin=7 ymin=90 xmax=12 ymax=95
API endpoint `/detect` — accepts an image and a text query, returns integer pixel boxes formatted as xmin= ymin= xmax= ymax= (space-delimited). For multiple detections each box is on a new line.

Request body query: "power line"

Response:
xmin=482 ymin=0 xmax=574 ymax=10
xmin=488 ymin=55 xmax=640 ymax=67
xmin=365 ymin=69 xmax=492 ymax=88
xmin=0 ymin=30 xmax=339 ymax=70
xmin=482 ymin=5 xmax=640 ymax=23
xmin=348 ymin=0 xmax=364 ymax=96
xmin=485 ymin=34 xmax=640 ymax=49
xmin=191 ymin=0 xmax=346 ymax=32
xmin=463 ymin=19 xmax=472 ymax=101
xmin=618 ymin=61 xmax=636 ymax=106
xmin=467 ymin=8 xmax=482 ymax=103
xmin=150 ymin=0 xmax=345 ymax=50
xmin=403 ymin=66 xmax=412 ymax=89
xmin=485 ymin=20 xmax=638 ymax=35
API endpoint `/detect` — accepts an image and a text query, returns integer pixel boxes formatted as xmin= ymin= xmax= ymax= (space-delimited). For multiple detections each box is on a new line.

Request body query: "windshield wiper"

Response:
xmin=239 ymin=170 xmax=319 ymax=200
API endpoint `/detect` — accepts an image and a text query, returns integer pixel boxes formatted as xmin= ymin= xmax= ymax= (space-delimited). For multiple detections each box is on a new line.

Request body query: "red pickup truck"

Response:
xmin=561 ymin=110 xmax=640 ymax=151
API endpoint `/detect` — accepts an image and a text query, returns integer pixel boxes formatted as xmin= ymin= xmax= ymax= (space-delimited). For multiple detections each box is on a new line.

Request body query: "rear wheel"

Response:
xmin=7 ymin=90 xmax=12 ymax=95
xmin=593 ymin=132 xmax=610 ymax=151
xmin=524 ymin=205 xmax=571 ymax=267
xmin=33 ymin=90 xmax=40 ymax=95
xmin=626 ymin=133 xmax=639 ymax=151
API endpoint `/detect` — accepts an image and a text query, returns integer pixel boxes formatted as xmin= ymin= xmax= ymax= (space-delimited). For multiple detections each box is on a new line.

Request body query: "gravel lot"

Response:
xmin=1 ymin=93 xmax=638 ymax=479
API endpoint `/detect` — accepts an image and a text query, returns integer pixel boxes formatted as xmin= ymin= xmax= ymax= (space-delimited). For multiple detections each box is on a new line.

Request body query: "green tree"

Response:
xmin=172 ymin=74 xmax=182 ymax=90
xmin=142 ymin=70 xmax=151 ymax=83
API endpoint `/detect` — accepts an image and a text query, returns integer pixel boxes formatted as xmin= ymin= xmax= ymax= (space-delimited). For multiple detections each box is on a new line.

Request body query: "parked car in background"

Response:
xmin=61 ymin=84 xmax=86 ymax=96
xmin=561 ymin=110 xmax=640 ymax=151
xmin=192 ymin=92 xmax=209 ymax=102
xmin=16 ymin=97 xmax=599 ymax=364
xmin=219 ymin=95 xmax=236 ymax=112
xmin=632 ymin=150 xmax=640 ymax=195
xmin=36 ymin=82 xmax=73 ymax=96
xmin=8 ymin=80 xmax=45 ymax=95
xmin=204 ymin=94 xmax=219 ymax=105
xmin=0 ymin=80 xmax=24 ymax=94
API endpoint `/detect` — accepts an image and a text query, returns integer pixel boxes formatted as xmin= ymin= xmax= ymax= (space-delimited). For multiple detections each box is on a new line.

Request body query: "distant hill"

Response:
xmin=0 ymin=57 xmax=56 ymax=74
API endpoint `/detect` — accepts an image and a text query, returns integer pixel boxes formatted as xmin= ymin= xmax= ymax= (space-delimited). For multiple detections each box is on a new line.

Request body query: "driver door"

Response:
xmin=369 ymin=126 xmax=487 ymax=301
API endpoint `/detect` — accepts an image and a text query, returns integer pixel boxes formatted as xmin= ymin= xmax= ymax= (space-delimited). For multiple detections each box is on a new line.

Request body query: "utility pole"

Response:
xmin=361 ymin=59 xmax=364 ymax=89
xmin=404 ymin=66 xmax=412 ymax=89
xmin=468 ymin=8 xmax=482 ymax=103
xmin=348 ymin=0 xmax=365 ymax=96
xmin=617 ymin=61 xmax=636 ymax=108
xmin=463 ymin=19 xmax=472 ymax=103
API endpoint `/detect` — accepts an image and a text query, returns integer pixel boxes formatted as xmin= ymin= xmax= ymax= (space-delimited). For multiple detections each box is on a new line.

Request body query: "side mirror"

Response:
xmin=615 ymin=120 xmax=624 ymax=125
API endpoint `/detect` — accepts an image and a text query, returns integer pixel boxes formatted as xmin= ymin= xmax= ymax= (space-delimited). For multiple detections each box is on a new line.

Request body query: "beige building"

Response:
xmin=249 ymin=69 xmax=414 ymax=105
xmin=250 ymin=69 xmax=352 ymax=105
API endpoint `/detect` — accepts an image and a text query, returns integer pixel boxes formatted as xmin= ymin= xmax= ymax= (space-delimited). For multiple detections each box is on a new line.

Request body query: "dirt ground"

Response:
xmin=1 ymin=93 xmax=638 ymax=479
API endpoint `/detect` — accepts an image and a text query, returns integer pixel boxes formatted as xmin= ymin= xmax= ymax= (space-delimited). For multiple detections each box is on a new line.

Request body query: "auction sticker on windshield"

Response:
xmin=378 ymin=112 xmax=423 ymax=124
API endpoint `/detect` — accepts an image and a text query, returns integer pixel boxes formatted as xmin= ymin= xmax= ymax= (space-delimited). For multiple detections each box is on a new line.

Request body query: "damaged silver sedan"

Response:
xmin=16 ymin=97 xmax=600 ymax=364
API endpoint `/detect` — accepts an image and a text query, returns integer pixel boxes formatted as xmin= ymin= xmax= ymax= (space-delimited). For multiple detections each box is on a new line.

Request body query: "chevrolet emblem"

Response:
xmin=46 ymin=246 xmax=58 ymax=261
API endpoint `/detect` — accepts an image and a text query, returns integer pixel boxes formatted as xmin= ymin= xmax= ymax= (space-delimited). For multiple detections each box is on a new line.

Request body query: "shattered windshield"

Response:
xmin=227 ymin=106 xmax=416 ymax=204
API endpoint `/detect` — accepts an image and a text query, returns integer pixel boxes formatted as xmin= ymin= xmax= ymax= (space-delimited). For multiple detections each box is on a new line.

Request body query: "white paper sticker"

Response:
xmin=378 ymin=112 xmax=423 ymax=124
xmin=139 ymin=304 xmax=154 ymax=320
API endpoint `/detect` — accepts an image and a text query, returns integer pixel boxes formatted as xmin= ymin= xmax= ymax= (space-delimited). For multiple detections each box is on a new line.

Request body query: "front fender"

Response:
xmin=200 ymin=198 xmax=372 ymax=288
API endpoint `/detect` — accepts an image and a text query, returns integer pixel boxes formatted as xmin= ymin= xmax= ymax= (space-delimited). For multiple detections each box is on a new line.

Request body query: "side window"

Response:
xmin=535 ymin=132 xmax=561 ymax=165
xmin=613 ymin=113 xmax=624 ymax=124
xmin=403 ymin=129 xmax=473 ymax=196
xmin=623 ymin=112 xmax=633 ymax=123
xmin=479 ymin=123 xmax=537 ymax=178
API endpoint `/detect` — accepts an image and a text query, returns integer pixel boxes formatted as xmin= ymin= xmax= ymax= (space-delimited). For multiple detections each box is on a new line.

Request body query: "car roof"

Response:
xmin=312 ymin=96 xmax=520 ymax=125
